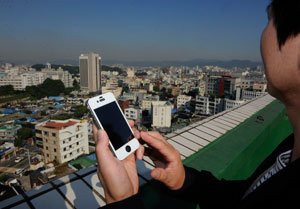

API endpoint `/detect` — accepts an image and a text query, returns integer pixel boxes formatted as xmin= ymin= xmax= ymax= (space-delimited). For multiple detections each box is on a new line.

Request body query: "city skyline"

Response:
xmin=0 ymin=0 xmax=270 ymax=64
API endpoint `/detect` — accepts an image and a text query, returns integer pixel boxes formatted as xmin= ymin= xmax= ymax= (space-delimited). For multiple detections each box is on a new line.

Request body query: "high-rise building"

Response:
xmin=79 ymin=53 xmax=102 ymax=92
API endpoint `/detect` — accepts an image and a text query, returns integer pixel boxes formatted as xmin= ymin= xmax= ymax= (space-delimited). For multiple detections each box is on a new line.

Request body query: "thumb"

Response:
xmin=151 ymin=168 xmax=167 ymax=182
xmin=96 ymin=129 xmax=111 ymax=155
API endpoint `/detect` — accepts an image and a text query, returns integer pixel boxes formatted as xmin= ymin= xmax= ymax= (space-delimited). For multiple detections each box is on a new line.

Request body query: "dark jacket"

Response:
xmin=102 ymin=134 xmax=300 ymax=209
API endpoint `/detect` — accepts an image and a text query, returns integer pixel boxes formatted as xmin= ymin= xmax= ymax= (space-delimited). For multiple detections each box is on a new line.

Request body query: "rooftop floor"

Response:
xmin=0 ymin=94 xmax=292 ymax=209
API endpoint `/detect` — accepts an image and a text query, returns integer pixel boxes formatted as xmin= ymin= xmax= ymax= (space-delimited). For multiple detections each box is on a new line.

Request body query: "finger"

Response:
xmin=141 ymin=132 xmax=174 ymax=159
xmin=95 ymin=129 xmax=113 ymax=159
xmin=136 ymin=145 xmax=145 ymax=160
xmin=147 ymin=131 xmax=167 ymax=142
xmin=132 ymin=128 xmax=140 ymax=139
xmin=151 ymin=168 xmax=167 ymax=182
xmin=128 ymin=120 xmax=134 ymax=127
xmin=92 ymin=123 xmax=100 ymax=144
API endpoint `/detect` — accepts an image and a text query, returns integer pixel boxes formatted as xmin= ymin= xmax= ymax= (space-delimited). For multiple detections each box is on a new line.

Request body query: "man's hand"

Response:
xmin=93 ymin=120 xmax=144 ymax=204
xmin=140 ymin=131 xmax=185 ymax=190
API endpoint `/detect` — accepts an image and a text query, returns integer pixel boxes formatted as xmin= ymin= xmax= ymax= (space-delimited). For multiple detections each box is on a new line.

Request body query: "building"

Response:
xmin=0 ymin=124 xmax=22 ymax=142
xmin=195 ymin=96 xmax=223 ymax=115
xmin=0 ymin=72 xmax=46 ymax=90
xmin=35 ymin=119 xmax=89 ymax=164
xmin=176 ymin=95 xmax=192 ymax=109
xmin=101 ymin=87 xmax=122 ymax=98
xmin=171 ymin=87 xmax=180 ymax=97
xmin=253 ymin=82 xmax=267 ymax=92
xmin=242 ymin=90 xmax=266 ymax=100
xmin=151 ymin=101 xmax=172 ymax=128
xmin=205 ymin=76 xmax=241 ymax=98
xmin=0 ymin=142 xmax=16 ymax=162
xmin=41 ymin=66 xmax=73 ymax=88
xmin=79 ymin=53 xmax=102 ymax=92
xmin=141 ymin=95 xmax=160 ymax=110
xmin=124 ymin=108 xmax=141 ymax=123
xmin=224 ymin=99 xmax=245 ymax=110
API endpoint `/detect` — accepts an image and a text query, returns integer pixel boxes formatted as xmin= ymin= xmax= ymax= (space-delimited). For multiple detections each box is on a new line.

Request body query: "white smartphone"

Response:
xmin=87 ymin=92 xmax=139 ymax=160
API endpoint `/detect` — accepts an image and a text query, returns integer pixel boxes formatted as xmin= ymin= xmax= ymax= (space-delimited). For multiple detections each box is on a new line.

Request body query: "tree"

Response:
xmin=0 ymin=85 xmax=15 ymax=96
xmin=74 ymin=106 xmax=87 ymax=118
xmin=15 ymin=127 xmax=33 ymax=147
xmin=51 ymin=114 xmax=72 ymax=120
xmin=25 ymin=78 xmax=65 ymax=99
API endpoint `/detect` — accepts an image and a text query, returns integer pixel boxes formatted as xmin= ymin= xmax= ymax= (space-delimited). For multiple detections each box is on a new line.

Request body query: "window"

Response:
xmin=46 ymin=146 xmax=48 ymax=150
xmin=63 ymin=147 xmax=66 ymax=151
xmin=52 ymin=133 xmax=56 ymax=137
xmin=64 ymin=155 xmax=67 ymax=159
xmin=54 ymin=148 xmax=56 ymax=152
xmin=76 ymin=142 xmax=79 ymax=145
xmin=47 ymin=154 xmax=49 ymax=157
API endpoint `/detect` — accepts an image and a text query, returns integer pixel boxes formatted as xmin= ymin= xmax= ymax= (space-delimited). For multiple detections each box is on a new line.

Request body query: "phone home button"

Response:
xmin=125 ymin=145 xmax=131 ymax=152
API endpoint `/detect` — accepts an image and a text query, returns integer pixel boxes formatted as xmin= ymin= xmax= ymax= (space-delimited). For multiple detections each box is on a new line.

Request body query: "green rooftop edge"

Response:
xmin=140 ymin=99 xmax=293 ymax=209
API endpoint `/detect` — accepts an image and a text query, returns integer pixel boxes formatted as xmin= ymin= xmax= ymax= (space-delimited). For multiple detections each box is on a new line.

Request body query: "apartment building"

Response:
xmin=151 ymin=101 xmax=172 ymax=128
xmin=0 ymin=72 xmax=46 ymax=90
xmin=35 ymin=119 xmax=89 ymax=164
xmin=41 ymin=67 xmax=73 ymax=88
xmin=224 ymin=99 xmax=245 ymax=110
xmin=176 ymin=95 xmax=192 ymax=109
xmin=195 ymin=96 xmax=223 ymax=115
xmin=124 ymin=108 xmax=141 ymax=122
xmin=141 ymin=95 xmax=160 ymax=110
xmin=205 ymin=76 xmax=241 ymax=97
xmin=242 ymin=90 xmax=266 ymax=100
xmin=0 ymin=124 xmax=22 ymax=142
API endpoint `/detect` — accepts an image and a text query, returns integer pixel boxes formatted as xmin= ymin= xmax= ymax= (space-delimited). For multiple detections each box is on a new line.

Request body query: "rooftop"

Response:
xmin=40 ymin=121 xmax=78 ymax=130
xmin=0 ymin=94 xmax=292 ymax=209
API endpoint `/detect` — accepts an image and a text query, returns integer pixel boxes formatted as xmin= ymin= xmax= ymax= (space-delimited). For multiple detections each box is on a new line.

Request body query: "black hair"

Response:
xmin=269 ymin=0 xmax=300 ymax=49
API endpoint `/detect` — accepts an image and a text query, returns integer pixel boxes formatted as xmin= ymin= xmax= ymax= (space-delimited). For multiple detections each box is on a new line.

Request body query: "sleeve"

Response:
xmin=170 ymin=166 xmax=248 ymax=208
xmin=100 ymin=193 xmax=144 ymax=209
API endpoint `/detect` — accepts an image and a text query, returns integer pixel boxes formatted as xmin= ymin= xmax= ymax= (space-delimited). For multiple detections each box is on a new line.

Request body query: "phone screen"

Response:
xmin=94 ymin=101 xmax=135 ymax=150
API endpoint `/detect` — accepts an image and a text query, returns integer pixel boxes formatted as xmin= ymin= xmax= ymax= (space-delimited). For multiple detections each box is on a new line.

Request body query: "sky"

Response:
xmin=0 ymin=0 xmax=271 ymax=64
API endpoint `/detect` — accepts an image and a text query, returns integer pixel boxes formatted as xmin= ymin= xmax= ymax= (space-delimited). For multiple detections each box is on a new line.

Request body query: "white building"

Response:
xmin=35 ymin=119 xmax=89 ymax=164
xmin=124 ymin=108 xmax=141 ymax=122
xmin=0 ymin=72 xmax=46 ymax=90
xmin=176 ymin=95 xmax=192 ymax=109
xmin=42 ymin=67 xmax=73 ymax=88
xmin=242 ymin=90 xmax=266 ymax=100
xmin=151 ymin=101 xmax=172 ymax=128
xmin=0 ymin=124 xmax=22 ymax=142
xmin=224 ymin=99 xmax=245 ymax=110
xmin=196 ymin=96 xmax=223 ymax=115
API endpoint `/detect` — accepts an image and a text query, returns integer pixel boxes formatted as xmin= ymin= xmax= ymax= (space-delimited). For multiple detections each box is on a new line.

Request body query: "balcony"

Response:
xmin=0 ymin=94 xmax=292 ymax=209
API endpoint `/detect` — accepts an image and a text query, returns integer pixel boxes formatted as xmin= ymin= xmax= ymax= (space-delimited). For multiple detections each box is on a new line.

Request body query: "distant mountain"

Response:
xmin=2 ymin=58 xmax=263 ymax=69
xmin=104 ymin=59 xmax=263 ymax=68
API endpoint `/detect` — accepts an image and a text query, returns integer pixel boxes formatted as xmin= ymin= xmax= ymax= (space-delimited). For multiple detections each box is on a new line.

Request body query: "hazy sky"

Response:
xmin=0 ymin=0 xmax=270 ymax=64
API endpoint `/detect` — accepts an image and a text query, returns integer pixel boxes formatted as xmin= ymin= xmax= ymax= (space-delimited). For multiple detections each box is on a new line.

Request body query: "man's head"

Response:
xmin=261 ymin=0 xmax=300 ymax=104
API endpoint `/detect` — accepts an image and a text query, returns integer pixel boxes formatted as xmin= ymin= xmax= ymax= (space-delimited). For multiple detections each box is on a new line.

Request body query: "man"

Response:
xmin=93 ymin=0 xmax=300 ymax=208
